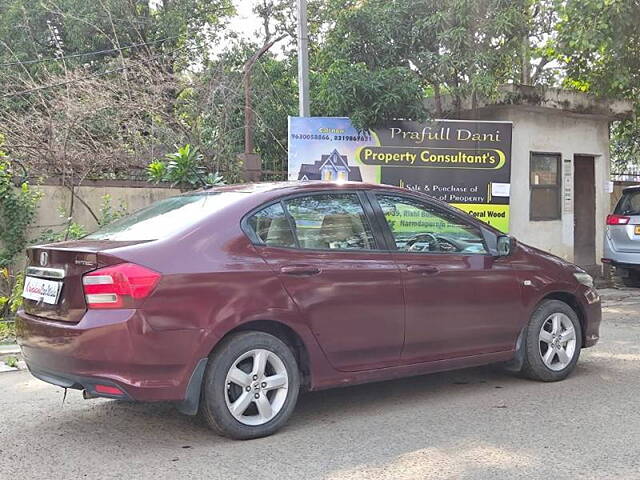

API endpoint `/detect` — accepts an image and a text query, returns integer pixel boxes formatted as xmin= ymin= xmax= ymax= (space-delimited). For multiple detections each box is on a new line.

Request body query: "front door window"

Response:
xmin=375 ymin=194 xmax=488 ymax=255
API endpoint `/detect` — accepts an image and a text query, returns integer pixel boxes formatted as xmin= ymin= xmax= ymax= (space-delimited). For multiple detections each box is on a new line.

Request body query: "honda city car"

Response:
xmin=16 ymin=181 xmax=601 ymax=439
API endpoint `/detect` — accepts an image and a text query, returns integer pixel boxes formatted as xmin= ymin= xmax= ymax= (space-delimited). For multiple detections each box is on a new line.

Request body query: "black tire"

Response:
xmin=617 ymin=268 xmax=640 ymax=288
xmin=200 ymin=331 xmax=300 ymax=440
xmin=519 ymin=300 xmax=582 ymax=382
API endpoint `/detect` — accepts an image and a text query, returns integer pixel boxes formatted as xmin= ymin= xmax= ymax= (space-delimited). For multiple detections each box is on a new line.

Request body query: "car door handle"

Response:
xmin=280 ymin=265 xmax=321 ymax=276
xmin=406 ymin=265 xmax=440 ymax=275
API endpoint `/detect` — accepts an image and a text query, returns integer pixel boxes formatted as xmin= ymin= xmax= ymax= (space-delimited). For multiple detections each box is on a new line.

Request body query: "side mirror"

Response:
xmin=496 ymin=235 xmax=512 ymax=257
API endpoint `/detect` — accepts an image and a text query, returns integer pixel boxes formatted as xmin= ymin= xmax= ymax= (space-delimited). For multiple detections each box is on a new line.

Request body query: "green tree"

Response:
xmin=0 ymin=0 xmax=234 ymax=76
xmin=0 ymin=1 xmax=235 ymax=182
xmin=311 ymin=0 xmax=529 ymax=126
xmin=555 ymin=0 xmax=640 ymax=171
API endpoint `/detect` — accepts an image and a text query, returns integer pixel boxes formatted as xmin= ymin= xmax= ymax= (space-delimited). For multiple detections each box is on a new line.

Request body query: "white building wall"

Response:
xmin=476 ymin=107 xmax=610 ymax=264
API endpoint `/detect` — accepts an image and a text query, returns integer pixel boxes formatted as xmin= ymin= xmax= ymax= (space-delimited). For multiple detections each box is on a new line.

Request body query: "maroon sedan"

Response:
xmin=16 ymin=182 xmax=601 ymax=439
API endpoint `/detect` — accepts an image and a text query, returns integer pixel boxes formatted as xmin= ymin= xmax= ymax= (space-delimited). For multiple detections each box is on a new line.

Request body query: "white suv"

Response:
xmin=604 ymin=185 xmax=640 ymax=286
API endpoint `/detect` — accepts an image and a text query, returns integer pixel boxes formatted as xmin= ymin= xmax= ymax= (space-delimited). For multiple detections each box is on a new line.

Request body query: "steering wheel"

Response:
xmin=404 ymin=233 xmax=439 ymax=252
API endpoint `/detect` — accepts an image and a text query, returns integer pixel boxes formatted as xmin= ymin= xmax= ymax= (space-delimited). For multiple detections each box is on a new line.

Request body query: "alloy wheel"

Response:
xmin=538 ymin=313 xmax=577 ymax=371
xmin=224 ymin=349 xmax=289 ymax=426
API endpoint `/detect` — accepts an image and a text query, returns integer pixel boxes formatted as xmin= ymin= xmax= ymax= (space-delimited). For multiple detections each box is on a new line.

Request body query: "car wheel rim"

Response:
xmin=224 ymin=349 xmax=289 ymax=426
xmin=538 ymin=313 xmax=577 ymax=371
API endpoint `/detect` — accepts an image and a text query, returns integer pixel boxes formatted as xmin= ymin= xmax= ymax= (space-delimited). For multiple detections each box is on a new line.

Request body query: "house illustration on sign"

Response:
xmin=297 ymin=149 xmax=362 ymax=182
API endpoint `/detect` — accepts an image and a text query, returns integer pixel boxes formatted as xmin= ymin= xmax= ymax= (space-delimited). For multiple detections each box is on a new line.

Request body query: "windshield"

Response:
xmin=615 ymin=190 xmax=640 ymax=216
xmin=86 ymin=192 xmax=247 ymax=241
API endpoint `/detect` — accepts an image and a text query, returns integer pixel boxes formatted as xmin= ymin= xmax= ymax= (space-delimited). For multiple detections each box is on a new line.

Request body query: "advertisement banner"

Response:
xmin=288 ymin=117 xmax=512 ymax=232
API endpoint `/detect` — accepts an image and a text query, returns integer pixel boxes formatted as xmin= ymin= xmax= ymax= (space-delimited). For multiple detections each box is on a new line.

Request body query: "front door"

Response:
xmin=249 ymin=192 xmax=405 ymax=372
xmin=370 ymin=193 xmax=523 ymax=362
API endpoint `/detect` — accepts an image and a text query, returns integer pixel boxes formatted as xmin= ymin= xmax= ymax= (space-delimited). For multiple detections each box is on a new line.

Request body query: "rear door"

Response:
xmin=609 ymin=189 xmax=640 ymax=253
xmin=368 ymin=192 xmax=523 ymax=362
xmin=246 ymin=191 xmax=405 ymax=372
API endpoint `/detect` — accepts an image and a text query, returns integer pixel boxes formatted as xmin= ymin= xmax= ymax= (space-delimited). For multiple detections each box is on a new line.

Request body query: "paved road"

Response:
xmin=1 ymin=290 xmax=639 ymax=480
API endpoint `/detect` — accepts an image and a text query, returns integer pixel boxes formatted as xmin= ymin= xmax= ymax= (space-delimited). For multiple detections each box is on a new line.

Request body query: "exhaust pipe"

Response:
xmin=82 ymin=390 xmax=98 ymax=400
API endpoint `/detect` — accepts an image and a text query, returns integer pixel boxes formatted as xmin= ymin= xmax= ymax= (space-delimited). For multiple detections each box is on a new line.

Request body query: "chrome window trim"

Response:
xmin=25 ymin=266 xmax=66 ymax=279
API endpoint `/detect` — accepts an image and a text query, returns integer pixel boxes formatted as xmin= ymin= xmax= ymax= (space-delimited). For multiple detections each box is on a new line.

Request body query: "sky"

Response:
xmin=149 ymin=0 xmax=266 ymax=46
xmin=228 ymin=0 xmax=264 ymax=41
xmin=222 ymin=0 xmax=291 ymax=58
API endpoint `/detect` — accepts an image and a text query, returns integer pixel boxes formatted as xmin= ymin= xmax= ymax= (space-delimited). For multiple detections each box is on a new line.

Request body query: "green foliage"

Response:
xmin=0 ymin=267 xmax=23 ymax=320
xmin=315 ymin=62 xmax=426 ymax=130
xmin=8 ymin=272 xmax=24 ymax=314
xmin=0 ymin=147 xmax=35 ymax=315
xmin=148 ymin=144 xmax=225 ymax=190
xmin=147 ymin=161 xmax=168 ymax=183
xmin=0 ymin=141 xmax=41 ymax=269
xmin=35 ymin=205 xmax=88 ymax=245
xmin=0 ymin=0 xmax=234 ymax=79
xmin=316 ymin=0 xmax=526 ymax=124
xmin=0 ymin=320 xmax=14 ymax=343
xmin=35 ymin=194 xmax=126 ymax=244
xmin=98 ymin=194 xmax=128 ymax=226
xmin=3 ymin=355 xmax=18 ymax=368
xmin=555 ymin=0 xmax=640 ymax=170
xmin=2 ymin=0 xmax=640 ymax=175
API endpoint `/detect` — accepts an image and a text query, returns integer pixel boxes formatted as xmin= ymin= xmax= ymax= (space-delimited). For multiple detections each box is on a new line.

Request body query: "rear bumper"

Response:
xmin=28 ymin=365 xmax=134 ymax=400
xmin=16 ymin=308 xmax=204 ymax=402
xmin=603 ymin=235 xmax=640 ymax=268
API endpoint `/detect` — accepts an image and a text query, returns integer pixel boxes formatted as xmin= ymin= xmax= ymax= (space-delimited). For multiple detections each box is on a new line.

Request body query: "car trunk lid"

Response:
xmin=22 ymin=240 xmax=145 ymax=323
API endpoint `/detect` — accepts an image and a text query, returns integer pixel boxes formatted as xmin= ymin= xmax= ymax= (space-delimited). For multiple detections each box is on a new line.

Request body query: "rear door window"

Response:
xmin=283 ymin=193 xmax=376 ymax=250
xmin=246 ymin=203 xmax=296 ymax=248
xmin=615 ymin=191 xmax=640 ymax=216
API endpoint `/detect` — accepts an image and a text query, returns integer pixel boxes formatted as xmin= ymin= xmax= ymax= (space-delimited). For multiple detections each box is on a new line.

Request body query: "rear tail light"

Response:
xmin=94 ymin=384 xmax=125 ymax=396
xmin=607 ymin=214 xmax=630 ymax=225
xmin=82 ymin=263 xmax=160 ymax=309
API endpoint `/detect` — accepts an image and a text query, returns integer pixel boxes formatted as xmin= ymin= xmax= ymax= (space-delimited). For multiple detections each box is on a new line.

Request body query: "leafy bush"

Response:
xmin=98 ymin=194 xmax=128 ymax=226
xmin=0 ymin=321 xmax=15 ymax=344
xmin=3 ymin=355 xmax=18 ymax=368
xmin=0 ymin=136 xmax=41 ymax=319
xmin=148 ymin=144 xmax=224 ymax=191
xmin=0 ymin=160 xmax=41 ymax=268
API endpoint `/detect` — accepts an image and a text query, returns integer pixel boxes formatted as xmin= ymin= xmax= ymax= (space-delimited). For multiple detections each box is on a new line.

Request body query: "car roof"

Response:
xmin=202 ymin=180 xmax=500 ymax=230
xmin=623 ymin=184 xmax=640 ymax=193
xmin=201 ymin=181 xmax=400 ymax=194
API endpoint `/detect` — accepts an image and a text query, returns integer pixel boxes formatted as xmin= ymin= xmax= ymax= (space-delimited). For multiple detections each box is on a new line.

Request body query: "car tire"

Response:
xmin=519 ymin=300 xmax=582 ymax=382
xmin=617 ymin=268 xmax=640 ymax=288
xmin=200 ymin=331 xmax=300 ymax=440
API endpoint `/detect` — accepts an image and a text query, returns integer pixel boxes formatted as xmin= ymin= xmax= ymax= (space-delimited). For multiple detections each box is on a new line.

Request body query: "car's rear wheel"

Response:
xmin=519 ymin=300 xmax=582 ymax=382
xmin=200 ymin=331 xmax=300 ymax=439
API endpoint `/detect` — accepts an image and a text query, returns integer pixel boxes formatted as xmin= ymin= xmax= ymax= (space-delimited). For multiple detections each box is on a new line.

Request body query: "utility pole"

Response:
xmin=296 ymin=0 xmax=310 ymax=117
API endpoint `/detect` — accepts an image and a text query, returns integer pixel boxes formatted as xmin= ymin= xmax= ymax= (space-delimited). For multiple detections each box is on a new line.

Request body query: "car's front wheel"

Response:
xmin=200 ymin=331 xmax=300 ymax=439
xmin=519 ymin=299 xmax=582 ymax=382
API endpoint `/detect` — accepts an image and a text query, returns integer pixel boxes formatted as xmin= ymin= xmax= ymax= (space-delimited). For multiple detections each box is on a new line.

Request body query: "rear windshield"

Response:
xmin=615 ymin=190 xmax=640 ymax=216
xmin=86 ymin=192 xmax=246 ymax=241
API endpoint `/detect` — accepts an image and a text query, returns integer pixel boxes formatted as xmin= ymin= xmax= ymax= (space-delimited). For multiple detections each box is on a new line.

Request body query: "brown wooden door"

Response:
xmin=573 ymin=155 xmax=596 ymax=267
